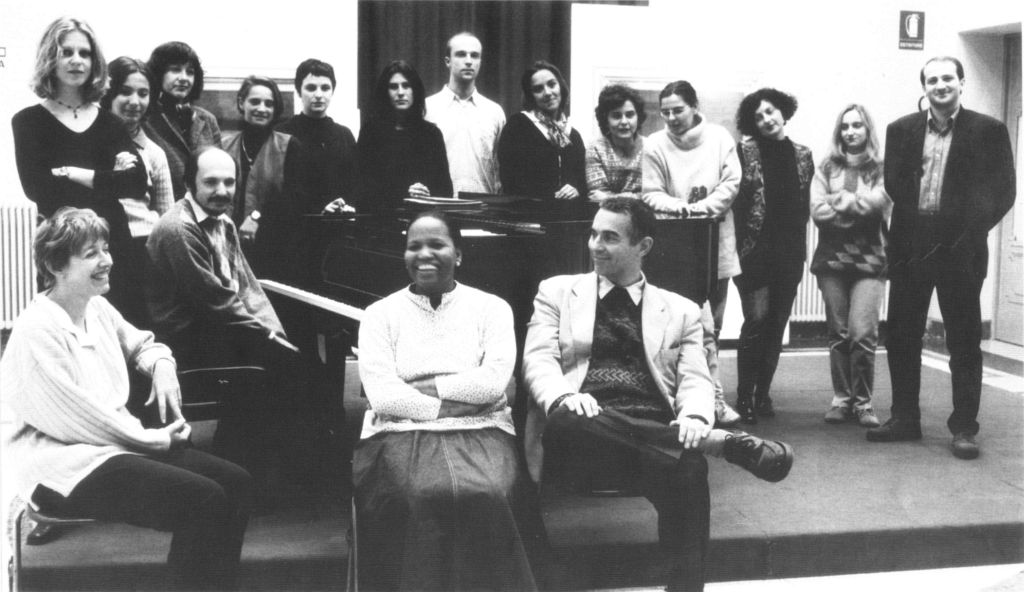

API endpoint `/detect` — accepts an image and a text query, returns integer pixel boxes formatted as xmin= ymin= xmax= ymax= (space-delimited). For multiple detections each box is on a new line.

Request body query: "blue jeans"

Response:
xmin=817 ymin=274 xmax=885 ymax=411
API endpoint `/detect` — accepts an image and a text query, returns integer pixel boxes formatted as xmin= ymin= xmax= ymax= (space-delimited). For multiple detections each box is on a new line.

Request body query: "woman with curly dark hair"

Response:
xmin=144 ymin=41 xmax=222 ymax=201
xmin=356 ymin=60 xmax=453 ymax=211
xmin=730 ymin=88 xmax=815 ymax=424
xmin=585 ymin=84 xmax=646 ymax=201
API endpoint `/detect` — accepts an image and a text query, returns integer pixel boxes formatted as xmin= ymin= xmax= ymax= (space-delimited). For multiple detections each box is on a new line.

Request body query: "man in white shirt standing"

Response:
xmin=425 ymin=32 xmax=505 ymax=195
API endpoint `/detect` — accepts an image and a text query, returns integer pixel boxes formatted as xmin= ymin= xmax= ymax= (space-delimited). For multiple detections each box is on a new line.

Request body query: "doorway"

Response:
xmin=995 ymin=33 xmax=1022 ymax=345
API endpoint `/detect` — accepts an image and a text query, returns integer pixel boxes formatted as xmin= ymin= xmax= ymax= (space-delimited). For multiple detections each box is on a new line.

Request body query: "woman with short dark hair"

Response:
xmin=144 ymin=41 xmax=222 ymax=200
xmin=731 ymin=87 xmax=815 ymax=424
xmin=356 ymin=60 xmax=453 ymax=210
xmin=585 ymin=84 xmax=646 ymax=201
xmin=277 ymin=58 xmax=358 ymax=219
xmin=498 ymin=60 xmax=586 ymax=200
xmin=2 ymin=207 xmax=253 ymax=590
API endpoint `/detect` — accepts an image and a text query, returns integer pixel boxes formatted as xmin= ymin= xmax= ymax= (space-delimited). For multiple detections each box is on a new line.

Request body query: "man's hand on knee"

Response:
xmin=673 ymin=416 xmax=711 ymax=449
xmin=561 ymin=393 xmax=602 ymax=418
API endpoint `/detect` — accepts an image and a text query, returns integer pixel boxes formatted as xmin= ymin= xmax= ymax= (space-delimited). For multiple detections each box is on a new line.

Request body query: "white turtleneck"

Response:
xmin=642 ymin=118 xmax=742 ymax=279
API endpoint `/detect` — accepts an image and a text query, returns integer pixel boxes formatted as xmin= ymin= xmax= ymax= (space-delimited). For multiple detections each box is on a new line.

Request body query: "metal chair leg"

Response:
xmin=346 ymin=496 xmax=358 ymax=592
xmin=11 ymin=502 xmax=26 ymax=592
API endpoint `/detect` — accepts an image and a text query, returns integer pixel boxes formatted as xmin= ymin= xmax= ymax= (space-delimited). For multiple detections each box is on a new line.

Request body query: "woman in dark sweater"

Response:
xmin=12 ymin=17 xmax=146 ymax=318
xmin=498 ymin=60 xmax=585 ymax=201
xmin=277 ymin=58 xmax=357 ymax=216
xmin=356 ymin=60 xmax=452 ymax=211
xmin=731 ymin=88 xmax=815 ymax=424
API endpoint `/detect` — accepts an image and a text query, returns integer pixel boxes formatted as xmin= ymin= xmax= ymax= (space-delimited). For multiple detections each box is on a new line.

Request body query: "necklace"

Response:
xmin=54 ymin=98 xmax=85 ymax=119
xmin=240 ymin=139 xmax=256 ymax=166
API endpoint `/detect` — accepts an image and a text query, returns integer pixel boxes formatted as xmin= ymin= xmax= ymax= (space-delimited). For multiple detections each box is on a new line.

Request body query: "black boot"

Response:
xmin=735 ymin=395 xmax=756 ymax=425
xmin=754 ymin=394 xmax=775 ymax=418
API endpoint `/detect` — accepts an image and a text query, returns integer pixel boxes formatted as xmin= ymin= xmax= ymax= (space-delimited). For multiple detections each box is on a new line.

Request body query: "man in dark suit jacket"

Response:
xmin=867 ymin=56 xmax=1016 ymax=459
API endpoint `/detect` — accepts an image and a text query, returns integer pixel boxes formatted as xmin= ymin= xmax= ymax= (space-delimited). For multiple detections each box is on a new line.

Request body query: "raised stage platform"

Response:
xmin=12 ymin=351 xmax=1024 ymax=591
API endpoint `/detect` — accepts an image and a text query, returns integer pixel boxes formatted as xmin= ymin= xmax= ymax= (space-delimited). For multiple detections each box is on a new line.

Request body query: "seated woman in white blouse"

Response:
xmin=353 ymin=210 xmax=540 ymax=591
xmin=1 ymin=207 xmax=252 ymax=591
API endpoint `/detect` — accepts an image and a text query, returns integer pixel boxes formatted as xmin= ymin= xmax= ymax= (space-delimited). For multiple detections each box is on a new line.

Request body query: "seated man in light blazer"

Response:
xmin=523 ymin=197 xmax=793 ymax=592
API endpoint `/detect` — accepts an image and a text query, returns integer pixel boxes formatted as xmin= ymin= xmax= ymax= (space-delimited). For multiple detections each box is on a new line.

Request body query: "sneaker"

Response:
xmin=951 ymin=432 xmax=980 ymax=460
xmin=866 ymin=418 xmax=922 ymax=442
xmin=855 ymin=408 xmax=881 ymax=428
xmin=723 ymin=432 xmax=794 ymax=482
xmin=824 ymin=406 xmax=850 ymax=424
xmin=735 ymin=396 xmax=756 ymax=425
xmin=715 ymin=398 xmax=741 ymax=427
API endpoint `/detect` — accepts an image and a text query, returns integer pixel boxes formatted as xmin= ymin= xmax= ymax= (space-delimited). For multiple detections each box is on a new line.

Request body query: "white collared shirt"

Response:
xmin=425 ymin=86 xmax=505 ymax=195
xmin=597 ymin=273 xmax=646 ymax=306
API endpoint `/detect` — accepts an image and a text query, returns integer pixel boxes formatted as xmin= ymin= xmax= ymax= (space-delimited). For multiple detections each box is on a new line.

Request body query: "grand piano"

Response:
xmin=260 ymin=196 xmax=718 ymax=439
xmin=308 ymin=198 xmax=716 ymax=316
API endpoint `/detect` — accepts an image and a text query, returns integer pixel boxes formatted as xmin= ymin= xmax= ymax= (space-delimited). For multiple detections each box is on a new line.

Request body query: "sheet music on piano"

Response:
xmin=260 ymin=279 xmax=365 ymax=322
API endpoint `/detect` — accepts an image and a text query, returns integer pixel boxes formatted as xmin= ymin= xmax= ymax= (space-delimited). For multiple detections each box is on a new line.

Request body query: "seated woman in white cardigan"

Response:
xmin=353 ymin=210 xmax=541 ymax=591
xmin=1 ymin=207 xmax=252 ymax=591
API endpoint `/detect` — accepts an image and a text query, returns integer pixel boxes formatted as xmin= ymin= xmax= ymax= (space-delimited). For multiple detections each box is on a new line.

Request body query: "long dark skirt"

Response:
xmin=353 ymin=428 xmax=539 ymax=591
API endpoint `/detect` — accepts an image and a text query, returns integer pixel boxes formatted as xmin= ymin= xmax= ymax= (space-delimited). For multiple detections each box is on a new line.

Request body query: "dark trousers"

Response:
xmin=543 ymin=408 xmax=710 ymax=592
xmin=734 ymin=261 xmax=804 ymax=400
xmin=886 ymin=253 xmax=984 ymax=435
xmin=34 ymin=450 xmax=253 ymax=590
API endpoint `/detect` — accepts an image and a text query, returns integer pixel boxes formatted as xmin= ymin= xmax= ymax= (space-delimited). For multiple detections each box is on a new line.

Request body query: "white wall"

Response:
xmin=571 ymin=0 xmax=1020 ymax=332
xmin=0 ymin=0 xmax=361 ymax=207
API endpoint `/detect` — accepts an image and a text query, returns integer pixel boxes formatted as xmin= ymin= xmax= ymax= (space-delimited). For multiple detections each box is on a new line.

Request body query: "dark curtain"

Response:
xmin=358 ymin=0 xmax=573 ymax=123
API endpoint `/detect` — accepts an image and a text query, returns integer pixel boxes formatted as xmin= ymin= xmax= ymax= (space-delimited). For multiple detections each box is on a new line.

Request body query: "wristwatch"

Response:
xmin=249 ymin=210 xmax=261 ymax=222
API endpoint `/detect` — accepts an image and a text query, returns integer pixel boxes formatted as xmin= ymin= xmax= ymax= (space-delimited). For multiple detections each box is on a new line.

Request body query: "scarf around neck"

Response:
xmin=533 ymin=110 xmax=571 ymax=149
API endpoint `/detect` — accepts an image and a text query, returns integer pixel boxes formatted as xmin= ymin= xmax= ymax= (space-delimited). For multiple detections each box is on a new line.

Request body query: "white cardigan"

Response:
xmin=2 ymin=294 xmax=175 ymax=506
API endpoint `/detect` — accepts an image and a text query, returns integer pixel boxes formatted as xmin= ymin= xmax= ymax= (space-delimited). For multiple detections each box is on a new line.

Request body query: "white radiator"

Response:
xmin=1 ymin=203 xmax=37 ymax=330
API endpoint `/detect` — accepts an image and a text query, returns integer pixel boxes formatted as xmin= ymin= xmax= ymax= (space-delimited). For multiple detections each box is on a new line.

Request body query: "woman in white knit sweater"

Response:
xmin=642 ymin=80 xmax=743 ymax=427
xmin=810 ymin=104 xmax=891 ymax=427
xmin=1 ymin=208 xmax=252 ymax=590
xmin=353 ymin=210 xmax=539 ymax=591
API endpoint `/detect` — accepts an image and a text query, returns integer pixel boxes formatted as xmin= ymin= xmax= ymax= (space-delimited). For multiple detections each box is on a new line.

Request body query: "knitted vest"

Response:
xmin=579 ymin=288 xmax=671 ymax=422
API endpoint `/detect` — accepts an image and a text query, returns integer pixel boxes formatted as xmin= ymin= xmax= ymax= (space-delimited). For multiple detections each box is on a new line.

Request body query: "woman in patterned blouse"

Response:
xmin=585 ymin=84 xmax=647 ymax=201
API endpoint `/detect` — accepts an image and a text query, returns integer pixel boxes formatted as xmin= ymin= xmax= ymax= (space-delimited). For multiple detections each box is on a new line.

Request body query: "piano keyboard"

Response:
xmin=260 ymin=279 xmax=365 ymax=322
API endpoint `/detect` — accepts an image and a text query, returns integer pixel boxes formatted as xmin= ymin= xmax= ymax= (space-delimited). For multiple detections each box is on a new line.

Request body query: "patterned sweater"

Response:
xmin=357 ymin=283 xmax=516 ymax=438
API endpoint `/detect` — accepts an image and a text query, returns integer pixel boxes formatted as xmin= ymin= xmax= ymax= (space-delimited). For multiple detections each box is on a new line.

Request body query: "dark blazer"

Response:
xmin=144 ymin=106 xmax=222 ymax=201
xmin=883 ymin=108 xmax=1015 ymax=276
